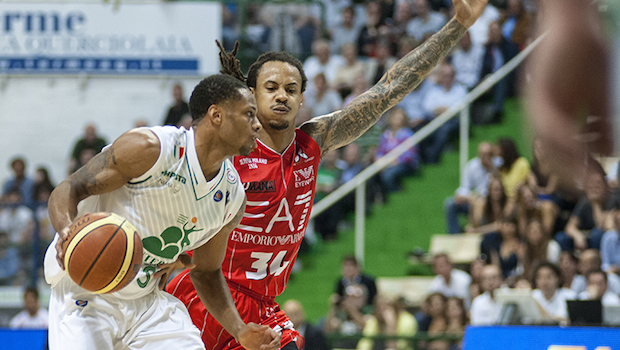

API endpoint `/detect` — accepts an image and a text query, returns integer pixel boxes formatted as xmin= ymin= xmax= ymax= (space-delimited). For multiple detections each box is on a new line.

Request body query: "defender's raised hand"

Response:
xmin=453 ymin=0 xmax=489 ymax=28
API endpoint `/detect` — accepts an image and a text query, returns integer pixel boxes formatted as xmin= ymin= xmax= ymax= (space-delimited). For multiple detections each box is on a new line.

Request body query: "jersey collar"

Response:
xmin=185 ymin=127 xmax=227 ymax=201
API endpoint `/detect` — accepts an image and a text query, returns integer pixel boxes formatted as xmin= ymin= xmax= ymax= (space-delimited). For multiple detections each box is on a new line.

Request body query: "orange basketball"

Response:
xmin=62 ymin=212 xmax=143 ymax=294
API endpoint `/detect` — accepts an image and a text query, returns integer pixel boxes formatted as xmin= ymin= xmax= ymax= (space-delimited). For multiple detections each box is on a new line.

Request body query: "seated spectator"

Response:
xmin=331 ymin=6 xmax=363 ymax=54
xmin=305 ymin=73 xmax=343 ymax=118
xmin=467 ymin=4 xmax=501 ymax=47
xmin=531 ymin=262 xmax=576 ymax=322
xmin=314 ymin=150 xmax=343 ymax=240
xmin=601 ymin=210 xmax=620 ymax=274
xmin=406 ymin=0 xmax=447 ymax=42
xmin=357 ymin=1 xmax=384 ymax=57
xmin=468 ymin=175 xmax=509 ymax=234
xmin=357 ymin=295 xmax=417 ymax=350
xmin=444 ymin=142 xmax=497 ymax=234
xmin=283 ymin=299 xmax=329 ymax=350
xmin=501 ymin=0 xmax=532 ymax=50
xmin=515 ymin=184 xmax=557 ymax=238
xmin=388 ymin=2 xmax=416 ymax=53
xmin=2 ymin=157 xmax=34 ymax=207
xmin=0 ymin=231 xmax=19 ymax=286
xmin=69 ymin=124 xmax=107 ymax=174
xmin=32 ymin=167 xmax=54 ymax=205
xmin=396 ymin=80 xmax=431 ymax=131
xmin=324 ymin=283 xmax=370 ymax=349
xmin=476 ymin=20 xmax=519 ymax=124
xmin=332 ymin=43 xmax=371 ymax=98
xmin=423 ymin=292 xmax=449 ymax=350
xmin=162 ymin=84 xmax=189 ymax=126
xmin=468 ymin=258 xmax=487 ymax=300
xmin=555 ymin=164 xmax=619 ymax=251
xmin=304 ymin=39 xmax=345 ymax=89
xmin=521 ymin=218 xmax=561 ymax=281
xmin=445 ymin=296 xmax=468 ymax=349
xmin=577 ymin=249 xmax=620 ymax=295
xmin=421 ymin=63 xmax=467 ymax=164
xmin=367 ymin=42 xmax=398 ymax=84
xmin=470 ymin=264 xmax=503 ymax=325
xmin=428 ymin=254 xmax=471 ymax=305
xmin=374 ymin=108 xmax=419 ymax=193
xmin=337 ymin=143 xmax=379 ymax=217
xmin=578 ymin=269 xmax=620 ymax=307
xmin=559 ymin=251 xmax=584 ymax=294
xmin=9 ymin=286 xmax=48 ymax=329
xmin=451 ymin=31 xmax=484 ymax=90
xmin=528 ymin=137 xmax=558 ymax=201
xmin=480 ymin=212 xmax=523 ymax=280
xmin=0 ymin=189 xmax=33 ymax=246
xmin=335 ymin=255 xmax=378 ymax=309
xmin=497 ymin=137 xmax=530 ymax=200
xmin=344 ymin=74 xmax=371 ymax=106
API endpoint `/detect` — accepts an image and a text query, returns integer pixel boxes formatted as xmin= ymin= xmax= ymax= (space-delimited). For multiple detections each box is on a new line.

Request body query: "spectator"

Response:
xmin=374 ymin=108 xmax=419 ymax=193
xmin=68 ymin=124 xmax=107 ymax=174
xmin=367 ymin=42 xmax=398 ymax=84
xmin=451 ymin=30 xmax=484 ymax=90
xmin=444 ymin=141 xmax=497 ymax=234
xmin=528 ymin=137 xmax=558 ymax=201
xmin=521 ymin=218 xmax=561 ymax=281
xmin=356 ymin=1 xmax=386 ymax=58
xmin=445 ymin=296 xmax=467 ymax=350
xmin=305 ymin=73 xmax=343 ymax=118
xmin=332 ymin=43 xmax=371 ymax=98
xmin=577 ymin=249 xmax=620 ymax=295
xmin=162 ymin=84 xmax=189 ymax=126
xmin=331 ymin=6 xmax=362 ymax=54
xmin=32 ymin=166 xmax=54 ymax=205
xmin=497 ymin=137 xmax=530 ymax=200
xmin=468 ymin=175 xmax=508 ymax=234
xmin=2 ymin=157 xmax=34 ymax=207
xmin=335 ymin=255 xmax=378 ymax=309
xmin=477 ymin=21 xmax=519 ymax=123
xmin=531 ymin=262 xmax=576 ymax=321
xmin=344 ymin=74 xmax=371 ymax=106
xmin=388 ymin=2 xmax=416 ymax=52
xmin=515 ymin=184 xmax=557 ymax=238
xmin=601 ymin=210 xmax=620 ymax=274
xmin=578 ymin=269 xmax=620 ymax=307
xmin=0 ymin=189 xmax=33 ymax=246
xmin=396 ymin=80 xmax=431 ymax=131
xmin=0 ymin=231 xmax=19 ymax=286
xmin=282 ymin=299 xmax=329 ymax=350
xmin=555 ymin=164 xmax=619 ymax=251
xmin=9 ymin=286 xmax=48 ymax=329
xmin=357 ymin=295 xmax=417 ymax=350
xmin=314 ymin=150 xmax=343 ymax=240
xmin=480 ymin=212 xmax=523 ymax=280
xmin=324 ymin=284 xmax=369 ymax=349
xmin=406 ymin=0 xmax=447 ymax=42
xmin=467 ymin=4 xmax=501 ymax=47
xmin=470 ymin=264 xmax=503 ymax=325
xmin=468 ymin=258 xmax=487 ymax=300
xmin=337 ymin=143 xmax=379 ymax=217
xmin=423 ymin=292 xmax=449 ymax=350
xmin=303 ymin=39 xmax=345 ymax=89
xmin=421 ymin=63 xmax=467 ymax=164
xmin=428 ymin=253 xmax=471 ymax=305
xmin=559 ymin=251 xmax=584 ymax=294
xmin=501 ymin=0 xmax=532 ymax=50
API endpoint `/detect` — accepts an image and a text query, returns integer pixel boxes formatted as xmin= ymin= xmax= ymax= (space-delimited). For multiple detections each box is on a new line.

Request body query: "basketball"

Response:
xmin=62 ymin=212 xmax=143 ymax=294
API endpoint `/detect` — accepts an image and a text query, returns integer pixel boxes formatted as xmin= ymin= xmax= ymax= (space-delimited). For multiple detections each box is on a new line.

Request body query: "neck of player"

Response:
xmin=193 ymin=128 xmax=229 ymax=181
xmin=257 ymin=123 xmax=296 ymax=154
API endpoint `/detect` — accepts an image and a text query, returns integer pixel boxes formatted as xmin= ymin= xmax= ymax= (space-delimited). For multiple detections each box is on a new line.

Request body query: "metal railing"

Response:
xmin=309 ymin=33 xmax=547 ymax=266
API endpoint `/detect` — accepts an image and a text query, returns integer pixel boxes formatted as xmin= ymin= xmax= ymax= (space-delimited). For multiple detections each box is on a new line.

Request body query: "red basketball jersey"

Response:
xmin=224 ymin=129 xmax=321 ymax=296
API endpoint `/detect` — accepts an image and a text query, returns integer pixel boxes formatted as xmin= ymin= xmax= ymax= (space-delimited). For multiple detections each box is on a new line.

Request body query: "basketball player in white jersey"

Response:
xmin=43 ymin=74 xmax=280 ymax=350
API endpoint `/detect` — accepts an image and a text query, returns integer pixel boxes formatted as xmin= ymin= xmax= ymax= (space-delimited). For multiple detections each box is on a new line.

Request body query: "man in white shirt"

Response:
xmin=579 ymin=269 xmax=620 ymax=307
xmin=577 ymin=249 xmax=620 ymax=295
xmin=428 ymin=253 xmax=471 ymax=305
xmin=407 ymin=0 xmax=447 ymax=42
xmin=9 ymin=286 xmax=49 ymax=329
xmin=303 ymin=39 xmax=345 ymax=91
xmin=470 ymin=264 xmax=503 ymax=325
xmin=422 ymin=63 xmax=467 ymax=163
xmin=451 ymin=31 xmax=484 ymax=90
xmin=444 ymin=141 xmax=496 ymax=233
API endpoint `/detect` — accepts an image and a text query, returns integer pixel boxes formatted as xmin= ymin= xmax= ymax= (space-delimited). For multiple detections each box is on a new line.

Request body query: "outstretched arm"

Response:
xmin=49 ymin=128 xmax=160 ymax=268
xmin=300 ymin=0 xmax=488 ymax=153
xmin=190 ymin=200 xmax=281 ymax=350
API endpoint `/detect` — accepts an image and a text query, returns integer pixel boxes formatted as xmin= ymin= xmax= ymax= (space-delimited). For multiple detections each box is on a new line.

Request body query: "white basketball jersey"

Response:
xmin=44 ymin=126 xmax=245 ymax=299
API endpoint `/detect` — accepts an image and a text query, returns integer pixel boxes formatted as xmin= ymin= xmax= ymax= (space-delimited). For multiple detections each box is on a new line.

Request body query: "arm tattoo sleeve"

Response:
xmin=305 ymin=18 xmax=467 ymax=153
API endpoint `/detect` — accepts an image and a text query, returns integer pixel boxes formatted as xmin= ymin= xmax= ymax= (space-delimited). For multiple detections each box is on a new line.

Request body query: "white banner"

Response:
xmin=0 ymin=2 xmax=222 ymax=75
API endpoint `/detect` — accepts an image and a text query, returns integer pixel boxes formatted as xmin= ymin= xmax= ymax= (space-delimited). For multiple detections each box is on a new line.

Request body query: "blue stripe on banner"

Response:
xmin=0 ymin=57 xmax=199 ymax=75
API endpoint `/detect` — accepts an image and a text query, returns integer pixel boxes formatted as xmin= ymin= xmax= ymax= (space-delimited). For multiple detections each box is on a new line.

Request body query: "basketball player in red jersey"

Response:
xmin=167 ymin=1 xmax=489 ymax=348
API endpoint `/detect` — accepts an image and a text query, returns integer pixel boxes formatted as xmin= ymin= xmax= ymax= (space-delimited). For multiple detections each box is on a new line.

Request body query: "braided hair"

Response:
xmin=216 ymin=40 xmax=308 ymax=93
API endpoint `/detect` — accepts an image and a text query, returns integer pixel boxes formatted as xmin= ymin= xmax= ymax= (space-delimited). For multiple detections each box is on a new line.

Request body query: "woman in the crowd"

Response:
xmin=531 ymin=262 xmax=577 ymax=322
xmin=521 ymin=218 xmax=561 ymax=281
xmin=468 ymin=176 xmax=509 ymax=234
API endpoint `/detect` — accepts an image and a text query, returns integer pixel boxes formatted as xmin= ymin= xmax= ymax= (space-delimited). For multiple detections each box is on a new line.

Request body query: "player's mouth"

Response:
xmin=272 ymin=105 xmax=290 ymax=115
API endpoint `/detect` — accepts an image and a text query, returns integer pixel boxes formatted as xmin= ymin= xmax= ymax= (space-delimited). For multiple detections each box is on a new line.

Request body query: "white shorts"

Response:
xmin=48 ymin=276 xmax=205 ymax=350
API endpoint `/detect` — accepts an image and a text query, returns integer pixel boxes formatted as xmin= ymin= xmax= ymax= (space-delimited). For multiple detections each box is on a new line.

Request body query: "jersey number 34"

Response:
xmin=246 ymin=251 xmax=290 ymax=280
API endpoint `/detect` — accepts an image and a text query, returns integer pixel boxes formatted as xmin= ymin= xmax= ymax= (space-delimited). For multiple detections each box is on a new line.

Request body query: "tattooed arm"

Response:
xmin=300 ymin=0 xmax=488 ymax=153
xmin=49 ymin=128 xmax=160 ymax=268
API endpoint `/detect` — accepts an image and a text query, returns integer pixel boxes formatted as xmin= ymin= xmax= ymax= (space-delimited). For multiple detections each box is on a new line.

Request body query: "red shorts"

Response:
xmin=167 ymin=269 xmax=301 ymax=350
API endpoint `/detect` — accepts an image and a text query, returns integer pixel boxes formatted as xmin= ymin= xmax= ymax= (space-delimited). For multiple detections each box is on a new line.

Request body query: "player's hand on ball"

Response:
xmin=154 ymin=253 xmax=196 ymax=290
xmin=238 ymin=322 xmax=281 ymax=350
xmin=55 ymin=225 xmax=72 ymax=270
